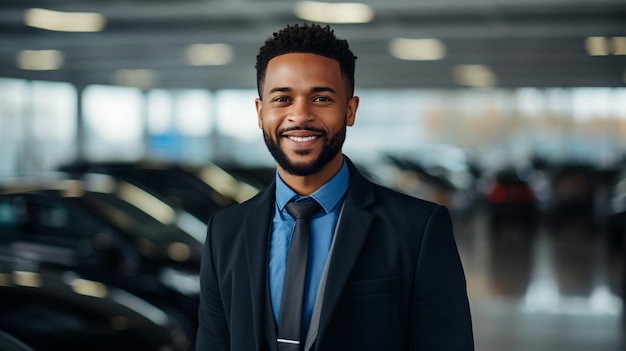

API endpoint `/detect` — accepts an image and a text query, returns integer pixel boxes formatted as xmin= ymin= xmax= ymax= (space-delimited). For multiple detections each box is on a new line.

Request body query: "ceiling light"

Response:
xmin=452 ymin=64 xmax=497 ymax=88
xmin=112 ymin=69 xmax=158 ymax=90
xmin=185 ymin=43 xmax=234 ymax=66
xmin=24 ymin=8 xmax=105 ymax=32
xmin=294 ymin=1 xmax=374 ymax=24
xmin=585 ymin=36 xmax=610 ymax=56
xmin=611 ymin=37 xmax=626 ymax=55
xmin=389 ymin=38 xmax=446 ymax=61
xmin=16 ymin=50 xmax=64 ymax=70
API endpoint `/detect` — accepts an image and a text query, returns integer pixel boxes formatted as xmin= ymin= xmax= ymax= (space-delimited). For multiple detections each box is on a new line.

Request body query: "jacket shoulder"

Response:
xmin=207 ymin=184 xmax=274 ymax=230
xmin=210 ymin=192 xmax=263 ymax=222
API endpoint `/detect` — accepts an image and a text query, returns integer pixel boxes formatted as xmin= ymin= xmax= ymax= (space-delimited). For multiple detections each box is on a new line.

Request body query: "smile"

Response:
xmin=287 ymin=135 xmax=318 ymax=142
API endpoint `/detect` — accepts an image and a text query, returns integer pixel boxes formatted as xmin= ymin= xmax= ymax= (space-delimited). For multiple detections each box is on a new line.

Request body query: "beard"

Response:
xmin=263 ymin=122 xmax=347 ymax=177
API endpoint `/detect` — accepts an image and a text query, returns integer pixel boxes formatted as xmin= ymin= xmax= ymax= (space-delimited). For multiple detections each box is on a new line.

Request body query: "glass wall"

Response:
xmin=0 ymin=78 xmax=76 ymax=179
xmin=82 ymin=84 xmax=145 ymax=161
xmin=0 ymin=77 xmax=624 ymax=181
xmin=146 ymin=88 xmax=214 ymax=163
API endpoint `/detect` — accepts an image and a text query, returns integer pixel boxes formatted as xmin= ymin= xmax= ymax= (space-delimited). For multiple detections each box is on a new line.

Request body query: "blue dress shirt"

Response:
xmin=269 ymin=159 xmax=349 ymax=335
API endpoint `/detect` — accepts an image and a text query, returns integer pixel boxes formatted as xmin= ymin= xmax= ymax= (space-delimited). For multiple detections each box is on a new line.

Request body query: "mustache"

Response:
xmin=278 ymin=126 xmax=327 ymax=137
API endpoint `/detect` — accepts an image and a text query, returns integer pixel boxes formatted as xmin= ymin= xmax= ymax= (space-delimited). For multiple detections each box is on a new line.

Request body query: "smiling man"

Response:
xmin=258 ymin=51 xmax=357 ymax=191
xmin=196 ymin=23 xmax=474 ymax=351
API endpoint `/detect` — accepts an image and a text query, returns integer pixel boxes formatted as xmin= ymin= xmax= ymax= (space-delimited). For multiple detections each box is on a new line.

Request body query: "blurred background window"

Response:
xmin=83 ymin=85 xmax=144 ymax=161
xmin=0 ymin=79 xmax=76 ymax=178
xmin=1 ymin=83 xmax=625 ymax=177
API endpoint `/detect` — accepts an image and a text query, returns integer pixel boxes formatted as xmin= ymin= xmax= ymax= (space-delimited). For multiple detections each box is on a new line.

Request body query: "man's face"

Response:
xmin=255 ymin=53 xmax=359 ymax=177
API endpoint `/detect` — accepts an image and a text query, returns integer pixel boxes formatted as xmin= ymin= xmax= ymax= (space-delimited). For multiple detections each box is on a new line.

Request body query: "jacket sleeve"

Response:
xmin=196 ymin=216 xmax=230 ymax=351
xmin=409 ymin=205 xmax=474 ymax=350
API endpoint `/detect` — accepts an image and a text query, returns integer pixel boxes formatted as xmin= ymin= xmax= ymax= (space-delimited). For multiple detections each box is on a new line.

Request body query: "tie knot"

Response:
xmin=285 ymin=199 xmax=321 ymax=220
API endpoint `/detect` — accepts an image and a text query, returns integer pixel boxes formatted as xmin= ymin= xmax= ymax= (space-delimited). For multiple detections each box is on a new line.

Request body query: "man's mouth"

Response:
xmin=280 ymin=128 xmax=324 ymax=145
xmin=286 ymin=135 xmax=319 ymax=142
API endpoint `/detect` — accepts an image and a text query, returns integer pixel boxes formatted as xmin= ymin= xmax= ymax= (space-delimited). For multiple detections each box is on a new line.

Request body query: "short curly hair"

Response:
xmin=255 ymin=23 xmax=357 ymax=98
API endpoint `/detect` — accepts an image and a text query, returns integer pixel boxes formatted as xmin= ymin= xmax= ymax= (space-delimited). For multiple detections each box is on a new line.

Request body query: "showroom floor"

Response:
xmin=454 ymin=209 xmax=625 ymax=351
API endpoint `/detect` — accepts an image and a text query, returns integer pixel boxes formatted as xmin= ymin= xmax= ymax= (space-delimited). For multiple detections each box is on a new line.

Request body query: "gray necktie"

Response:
xmin=277 ymin=199 xmax=321 ymax=351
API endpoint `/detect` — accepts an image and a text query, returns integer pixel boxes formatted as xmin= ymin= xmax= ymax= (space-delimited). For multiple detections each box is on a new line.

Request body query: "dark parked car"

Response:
xmin=547 ymin=164 xmax=597 ymax=227
xmin=607 ymin=168 xmax=626 ymax=252
xmin=212 ymin=161 xmax=276 ymax=191
xmin=0 ymin=258 xmax=188 ymax=351
xmin=58 ymin=161 xmax=239 ymax=240
xmin=383 ymin=154 xmax=475 ymax=215
xmin=0 ymin=181 xmax=202 ymax=345
xmin=483 ymin=169 xmax=537 ymax=232
xmin=0 ymin=330 xmax=36 ymax=351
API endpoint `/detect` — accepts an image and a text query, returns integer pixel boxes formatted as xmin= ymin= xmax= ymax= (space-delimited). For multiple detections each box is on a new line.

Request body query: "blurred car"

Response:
xmin=0 ymin=329 xmax=36 ymax=351
xmin=383 ymin=154 xmax=476 ymax=215
xmin=547 ymin=164 xmax=597 ymax=227
xmin=58 ymin=161 xmax=239 ymax=240
xmin=0 ymin=180 xmax=202 ymax=345
xmin=607 ymin=168 xmax=626 ymax=252
xmin=212 ymin=161 xmax=276 ymax=191
xmin=482 ymin=169 xmax=537 ymax=232
xmin=0 ymin=258 xmax=188 ymax=351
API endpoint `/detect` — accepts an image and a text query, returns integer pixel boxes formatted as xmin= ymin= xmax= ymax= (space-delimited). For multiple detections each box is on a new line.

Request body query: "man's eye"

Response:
xmin=314 ymin=96 xmax=331 ymax=102
xmin=273 ymin=97 xmax=289 ymax=103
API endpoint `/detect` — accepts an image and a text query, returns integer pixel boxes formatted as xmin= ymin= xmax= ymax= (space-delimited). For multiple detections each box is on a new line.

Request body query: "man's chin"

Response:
xmin=279 ymin=159 xmax=319 ymax=177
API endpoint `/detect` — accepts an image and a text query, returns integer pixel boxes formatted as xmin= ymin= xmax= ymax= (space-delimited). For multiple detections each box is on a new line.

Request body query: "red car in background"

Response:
xmin=483 ymin=169 xmax=538 ymax=233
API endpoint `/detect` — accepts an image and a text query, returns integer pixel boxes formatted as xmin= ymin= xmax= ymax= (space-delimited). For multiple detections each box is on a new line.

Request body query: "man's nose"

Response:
xmin=287 ymin=99 xmax=314 ymax=123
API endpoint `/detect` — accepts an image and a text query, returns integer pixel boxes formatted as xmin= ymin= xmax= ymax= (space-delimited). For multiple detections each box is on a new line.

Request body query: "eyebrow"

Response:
xmin=311 ymin=86 xmax=338 ymax=94
xmin=267 ymin=86 xmax=338 ymax=95
xmin=268 ymin=87 xmax=291 ymax=94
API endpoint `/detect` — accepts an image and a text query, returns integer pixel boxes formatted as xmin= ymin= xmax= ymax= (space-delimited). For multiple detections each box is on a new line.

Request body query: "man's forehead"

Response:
xmin=264 ymin=54 xmax=342 ymax=82
xmin=259 ymin=53 xmax=347 ymax=96
xmin=266 ymin=52 xmax=339 ymax=66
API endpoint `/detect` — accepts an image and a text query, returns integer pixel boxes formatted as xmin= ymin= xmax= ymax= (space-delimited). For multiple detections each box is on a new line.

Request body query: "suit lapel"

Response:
xmin=244 ymin=183 xmax=278 ymax=351
xmin=317 ymin=159 xmax=375 ymax=343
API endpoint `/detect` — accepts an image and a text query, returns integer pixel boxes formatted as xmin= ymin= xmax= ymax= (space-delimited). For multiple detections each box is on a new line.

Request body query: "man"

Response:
xmin=196 ymin=23 xmax=474 ymax=351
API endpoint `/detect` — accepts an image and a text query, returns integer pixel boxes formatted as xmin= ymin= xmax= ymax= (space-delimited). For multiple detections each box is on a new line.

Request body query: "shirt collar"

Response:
xmin=275 ymin=157 xmax=349 ymax=214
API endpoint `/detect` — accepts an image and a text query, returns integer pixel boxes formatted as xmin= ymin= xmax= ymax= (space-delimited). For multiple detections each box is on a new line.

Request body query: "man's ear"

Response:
xmin=255 ymin=98 xmax=263 ymax=129
xmin=346 ymin=96 xmax=359 ymax=127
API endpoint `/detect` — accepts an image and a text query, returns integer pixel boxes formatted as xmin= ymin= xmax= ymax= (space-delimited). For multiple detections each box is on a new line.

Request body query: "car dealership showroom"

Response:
xmin=1 ymin=0 xmax=625 ymax=350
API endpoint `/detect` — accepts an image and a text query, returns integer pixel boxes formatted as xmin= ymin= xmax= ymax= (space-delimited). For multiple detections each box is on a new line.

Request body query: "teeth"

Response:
xmin=288 ymin=136 xmax=317 ymax=142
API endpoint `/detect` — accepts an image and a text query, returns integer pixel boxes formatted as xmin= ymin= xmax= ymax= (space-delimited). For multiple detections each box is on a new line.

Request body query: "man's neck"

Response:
xmin=277 ymin=154 xmax=344 ymax=196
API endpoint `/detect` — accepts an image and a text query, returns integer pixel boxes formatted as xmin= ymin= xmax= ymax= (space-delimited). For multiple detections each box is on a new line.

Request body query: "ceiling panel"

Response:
xmin=0 ymin=0 xmax=624 ymax=90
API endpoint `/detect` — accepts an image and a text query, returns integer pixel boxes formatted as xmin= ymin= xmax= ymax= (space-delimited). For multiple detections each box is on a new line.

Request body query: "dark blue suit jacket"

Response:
xmin=196 ymin=157 xmax=474 ymax=350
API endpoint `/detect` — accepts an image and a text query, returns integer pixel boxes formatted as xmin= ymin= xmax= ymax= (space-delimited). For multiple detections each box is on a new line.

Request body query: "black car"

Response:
xmin=607 ymin=168 xmax=626 ymax=252
xmin=0 ymin=330 xmax=36 ymax=351
xmin=482 ymin=169 xmax=537 ymax=232
xmin=0 ymin=182 xmax=202 ymax=345
xmin=212 ymin=161 xmax=276 ymax=191
xmin=0 ymin=258 xmax=188 ymax=351
xmin=58 ymin=161 xmax=239 ymax=240
xmin=547 ymin=164 xmax=597 ymax=228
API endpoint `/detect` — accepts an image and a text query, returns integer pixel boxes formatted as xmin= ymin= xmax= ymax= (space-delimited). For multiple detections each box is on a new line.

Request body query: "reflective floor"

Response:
xmin=453 ymin=208 xmax=625 ymax=351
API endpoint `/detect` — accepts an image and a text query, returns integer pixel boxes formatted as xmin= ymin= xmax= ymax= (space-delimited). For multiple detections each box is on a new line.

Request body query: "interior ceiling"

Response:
xmin=0 ymin=0 xmax=625 ymax=90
